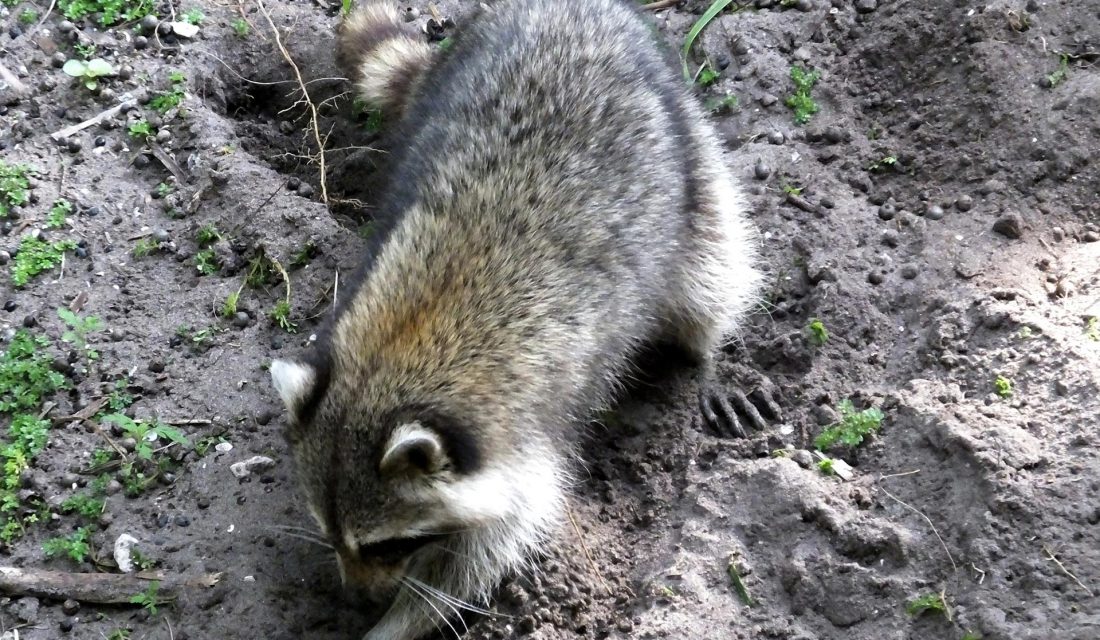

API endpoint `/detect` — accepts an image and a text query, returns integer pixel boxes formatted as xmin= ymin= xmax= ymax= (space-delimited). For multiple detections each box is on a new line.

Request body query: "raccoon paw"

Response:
xmin=698 ymin=382 xmax=782 ymax=439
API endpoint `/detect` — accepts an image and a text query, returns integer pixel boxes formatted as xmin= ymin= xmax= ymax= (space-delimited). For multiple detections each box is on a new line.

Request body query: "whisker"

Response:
xmin=267 ymin=529 xmax=333 ymax=549
xmin=400 ymin=583 xmax=446 ymax=639
xmin=407 ymin=576 xmax=506 ymax=618
xmin=401 ymin=578 xmax=463 ymax=639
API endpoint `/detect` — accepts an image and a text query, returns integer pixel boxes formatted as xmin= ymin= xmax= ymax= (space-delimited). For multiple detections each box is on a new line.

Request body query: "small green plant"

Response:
xmin=106 ymin=379 xmax=133 ymax=412
xmin=59 ymin=0 xmax=154 ymax=26
xmin=270 ymin=300 xmax=297 ymax=333
xmin=61 ymin=493 xmax=105 ymax=519
xmin=814 ymin=400 xmax=884 ymax=450
xmin=245 ymin=253 xmax=276 ymax=287
xmin=150 ymin=72 xmax=186 ymax=113
xmin=782 ymin=183 xmax=803 ymax=197
xmin=130 ymin=581 xmax=163 ymax=615
xmin=107 ymin=629 xmax=132 ymax=640
xmin=47 ymin=199 xmax=73 ymax=229
xmin=131 ymin=237 xmax=160 ymax=258
xmin=0 ymin=161 xmax=31 ymax=218
xmin=58 ymin=308 xmax=103 ymax=361
xmin=785 ymin=65 xmax=821 ymax=125
xmin=182 ymin=7 xmax=204 ymax=24
xmin=807 ymin=318 xmax=828 ymax=346
xmin=1085 ymin=316 xmax=1099 ymax=342
xmin=1017 ymin=325 xmax=1033 ymax=340
xmin=961 ymin=632 xmax=982 ymax=640
xmin=290 ymin=242 xmax=318 ymax=268
xmin=231 ymin=18 xmax=250 ymax=37
xmin=817 ymin=457 xmax=835 ymax=475
xmin=72 ymin=41 xmax=97 ymax=59
xmin=726 ymin=561 xmax=754 ymax=606
xmin=194 ymin=249 xmax=220 ymax=275
xmin=340 ymin=0 xmax=353 ymax=17
xmin=994 ymin=375 xmax=1013 ymax=398
xmin=62 ymin=58 xmax=114 ymax=91
xmin=43 ymin=527 xmax=91 ymax=563
xmin=1 ymin=331 xmax=68 ymax=414
xmin=19 ymin=8 xmax=38 ymax=23
xmin=196 ymin=223 xmax=221 ymax=246
xmin=155 ymin=182 xmax=174 ymax=198
xmin=221 ymin=290 xmax=241 ymax=318
xmin=131 ymin=547 xmax=157 ymax=571
xmin=1045 ymin=54 xmax=1069 ymax=88
xmin=100 ymin=414 xmax=190 ymax=461
xmin=11 ymin=237 xmax=77 ymax=287
xmin=194 ymin=435 xmax=228 ymax=457
xmin=868 ymin=155 xmax=898 ymax=172
xmin=128 ymin=119 xmax=154 ymax=141
xmin=906 ymin=591 xmax=950 ymax=619
xmin=695 ymin=64 xmax=720 ymax=87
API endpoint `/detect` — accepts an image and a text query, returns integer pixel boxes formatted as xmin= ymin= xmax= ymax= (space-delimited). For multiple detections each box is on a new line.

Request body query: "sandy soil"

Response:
xmin=1 ymin=0 xmax=1098 ymax=639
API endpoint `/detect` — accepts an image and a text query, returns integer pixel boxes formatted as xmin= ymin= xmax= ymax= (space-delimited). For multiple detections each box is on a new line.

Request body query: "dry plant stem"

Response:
xmin=0 ymin=567 xmax=222 ymax=604
xmin=256 ymin=0 xmax=329 ymax=204
xmin=0 ymin=61 xmax=30 ymax=96
xmin=1042 ymin=546 xmax=1094 ymax=596
xmin=50 ymin=101 xmax=136 ymax=141
xmin=877 ymin=481 xmax=958 ymax=575
xmin=566 ymin=506 xmax=611 ymax=597
xmin=642 ymin=0 xmax=679 ymax=10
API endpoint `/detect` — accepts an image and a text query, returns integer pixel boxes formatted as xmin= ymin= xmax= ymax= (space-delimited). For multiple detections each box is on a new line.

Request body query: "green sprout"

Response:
xmin=785 ymin=65 xmax=821 ymax=125
xmin=11 ymin=237 xmax=76 ymax=287
xmin=1045 ymin=54 xmax=1069 ymax=88
xmin=231 ymin=18 xmax=250 ymax=37
xmin=129 ymin=581 xmax=163 ymax=615
xmin=47 ymin=199 xmax=73 ymax=229
xmin=128 ymin=119 xmax=153 ymax=140
xmin=814 ymin=400 xmax=884 ymax=450
xmin=0 ymin=161 xmax=31 ymax=218
xmin=807 ymin=318 xmax=828 ymax=346
xmin=194 ymin=249 xmax=220 ymax=275
xmin=43 ymin=527 xmax=91 ymax=563
xmin=58 ymin=308 xmax=103 ymax=361
xmin=270 ymin=300 xmax=297 ymax=334
xmin=62 ymin=58 xmax=114 ymax=91
xmin=994 ymin=375 xmax=1013 ymax=398
xmin=181 ymin=8 xmax=204 ymax=24
xmin=906 ymin=591 xmax=950 ymax=619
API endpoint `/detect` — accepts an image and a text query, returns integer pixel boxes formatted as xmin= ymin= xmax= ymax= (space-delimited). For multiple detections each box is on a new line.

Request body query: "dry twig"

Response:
xmin=1043 ymin=545 xmax=1093 ymax=596
xmin=256 ymin=0 xmax=330 ymax=204
xmin=0 ymin=567 xmax=221 ymax=604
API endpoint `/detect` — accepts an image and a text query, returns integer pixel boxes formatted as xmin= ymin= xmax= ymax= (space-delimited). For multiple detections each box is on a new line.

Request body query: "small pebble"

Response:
xmin=297 ymin=183 xmax=315 ymax=198
xmin=75 ymin=246 xmax=88 ymax=259
xmin=403 ymin=6 xmax=420 ymax=21
xmin=881 ymin=230 xmax=899 ymax=247
xmin=955 ymin=194 xmax=973 ymax=211
xmin=230 ymin=455 xmax=277 ymax=479
xmin=148 ymin=360 xmax=165 ymax=373
xmin=3 ymin=301 xmax=15 ymax=312
xmin=767 ymin=131 xmax=785 ymax=145
xmin=214 ymin=442 xmax=234 ymax=453
xmin=22 ymin=315 xmax=37 ymax=328
xmin=1083 ymin=231 xmax=1100 ymax=243
xmin=67 ymin=138 xmax=82 ymax=153
xmin=877 ymin=204 xmax=896 ymax=221
xmin=867 ymin=271 xmax=884 ymax=285
xmin=140 ymin=14 xmax=159 ymax=32
xmin=791 ymin=450 xmax=813 ymax=468
xmin=51 ymin=53 xmax=68 ymax=68
xmin=854 ymin=0 xmax=877 ymax=13
xmin=61 ymin=599 xmax=80 ymax=616
xmin=58 ymin=20 xmax=75 ymax=33
xmin=286 ymin=177 xmax=300 ymax=190
xmin=900 ymin=265 xmax=919 ymax=279
xmin=233 ymin=312 xmax=251 ymax=328
xmin=925 ymin=204 xmax=944 ymax=220
xmin=153 ymin=229 xmax=170 ymax=242
xmin=134 ymin=36 xmax=148 ymax=50
xmin=753 ymin=161 xmax=771 ymax=180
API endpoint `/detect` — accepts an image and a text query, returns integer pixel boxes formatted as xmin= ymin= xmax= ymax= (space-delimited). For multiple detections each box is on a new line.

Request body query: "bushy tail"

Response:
xmin=335 ymin=2 xmax=433 ymax=118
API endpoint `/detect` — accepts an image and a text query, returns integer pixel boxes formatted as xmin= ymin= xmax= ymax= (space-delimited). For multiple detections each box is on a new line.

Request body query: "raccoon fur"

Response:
xmin=270 ymin=0 xmax=764 ymax=638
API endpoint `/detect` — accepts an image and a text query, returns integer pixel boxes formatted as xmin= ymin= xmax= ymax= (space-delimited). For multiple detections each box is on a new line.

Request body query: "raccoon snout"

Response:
xmin=336 ymin=553 xmax=403 ymax=607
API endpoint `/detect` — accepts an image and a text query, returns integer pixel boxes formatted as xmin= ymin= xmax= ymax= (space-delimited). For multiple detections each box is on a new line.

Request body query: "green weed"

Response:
xmin=129 ymin=580 xmax=163 ymax=615
xmin=99 ymin=414 xmax=189 ymax=461
xmin=290 ymin=242 xmax=318 ymax=268
xmin=1045 ymin=54 xmax=1069 ymax=88
xmin=704 ymin=94 xmax=738 ymax=114
xmin=131 ymin=547 xmax=156 ymax=571
xmin=19 ymin=9 xmax=38 ymax=23
xmin=0 ymin=161 xmax=31 ymax=218
xmin=807 ymin=318 xmax=828 ymax=346
xmin=181 ymin=8 xmax=204 ymax=24
xmin=0 ymin=331 xmax=68 ymax=414
xmin=62 ymin=58 xmax=114 ymax=91
xmin=231 ymin=18 xmax=250 ymax=37
xmin=221 ymin=290 xmax=241 ymax=318
xmin=785 ymin=65 xmax=821 ymax=125
xmin=1085 ymin=316 xmax=1098 ymax=342
xmin=47 ymin=199 xmax=73 ymax=229
xmin=813 ymin=399 xmax=884 ymax=450
xmin=11 ymin=237 xmax=77 ymax=287
xmin=43 ymin=527 xmax=91 ymax=563
xmin=150 ymin=72 xmax=186 ymax=113
xmin=131 ymin=237 xmax=160 ymax=258
xmin=994 ymin=375 xmax=1013 ymax=398
xmin=245 ymin=253 xmax=276 ymax=287
xmin=270 ymin=300 xmax=297 ymax=334
xmin=726 ymin=561 xmax=754 ymax=606
xmin=128 ymin=119 xmax=153 ymax=140
xmin=73 ymin=42 xmax=96 ymax=60
xmin=340 ymin=0 xmax=353 ymax=17
xmin=906 ymin=591 xmax=950 ymax=619
xmin=61 ymin=493 xmax=105 ymax=520
xmin=782 ymin=183 xmax=803 ymax=196
xmin=696 ymin=64 xmax=720 ymax=87
xmin=196 ymin=223 xmax=221 ymax=246
xmin=817 ymin=457 xmax=835 ymax=475
xmin=194 ymin=249 xmax=220 ymax=275
xmin=107 ymin=630 xmax=132 ymax=640
xmin=58 ymin=308 xmax=103 ymax=361
xmin=868 ymin=155 xmax=898 ymax=172
xmin=58 ymin=0 xmax=153 ymax=26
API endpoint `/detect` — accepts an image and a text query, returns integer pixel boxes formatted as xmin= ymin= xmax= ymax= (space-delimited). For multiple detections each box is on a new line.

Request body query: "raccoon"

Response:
xmin=269 ymin=0 xmax=764 ymax=638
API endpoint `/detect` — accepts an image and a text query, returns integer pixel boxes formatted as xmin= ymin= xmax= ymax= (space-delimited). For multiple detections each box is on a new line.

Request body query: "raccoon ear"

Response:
xmin=380 ymin=422 xmax=447 ymax=477
xmin=269 ymin=359 xmax=317 ymax=414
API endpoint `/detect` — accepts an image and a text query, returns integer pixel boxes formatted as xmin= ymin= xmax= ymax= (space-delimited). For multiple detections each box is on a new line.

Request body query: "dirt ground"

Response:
xmin=1 ymin=0 xmax=1098 ymax=638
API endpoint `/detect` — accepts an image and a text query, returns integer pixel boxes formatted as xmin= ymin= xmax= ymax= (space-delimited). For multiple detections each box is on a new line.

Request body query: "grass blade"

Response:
xmin=681 ymin=0 xmax=737 ymax=80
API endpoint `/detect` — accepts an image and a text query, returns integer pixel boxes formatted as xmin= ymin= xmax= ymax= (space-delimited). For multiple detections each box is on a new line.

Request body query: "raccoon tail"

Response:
xmin=335 ymin=2 xmax=433 ymax=118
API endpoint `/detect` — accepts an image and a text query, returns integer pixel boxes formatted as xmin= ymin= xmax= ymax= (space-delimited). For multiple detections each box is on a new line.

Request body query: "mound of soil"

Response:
xmin=0 ymin=0 xmax=1097 ymax=639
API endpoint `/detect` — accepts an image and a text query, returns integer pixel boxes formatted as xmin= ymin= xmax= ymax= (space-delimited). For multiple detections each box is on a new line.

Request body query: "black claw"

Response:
xmin=731 ymin=389 xmax=769 ymax=433
xmin=699 ymin=389 xmax=748 ymax=439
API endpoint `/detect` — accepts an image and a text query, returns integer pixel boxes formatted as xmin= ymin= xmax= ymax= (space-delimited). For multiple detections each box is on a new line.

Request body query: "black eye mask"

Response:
xmin=358 ymin=533 xmax=450 ymax=565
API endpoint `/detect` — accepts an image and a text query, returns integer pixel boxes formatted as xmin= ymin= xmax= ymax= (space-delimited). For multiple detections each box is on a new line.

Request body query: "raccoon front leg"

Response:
xmin=363 ymin=593 xmax=457 ymax=640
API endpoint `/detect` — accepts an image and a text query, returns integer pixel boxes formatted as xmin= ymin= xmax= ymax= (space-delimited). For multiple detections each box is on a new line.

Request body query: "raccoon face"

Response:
xmin=269 ymin=358 xmax=512 ymax=604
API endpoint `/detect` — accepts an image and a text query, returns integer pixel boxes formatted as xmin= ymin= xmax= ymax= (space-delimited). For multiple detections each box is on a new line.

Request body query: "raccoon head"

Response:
xmin=268 ymin=356 xmax=555 ymax=607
